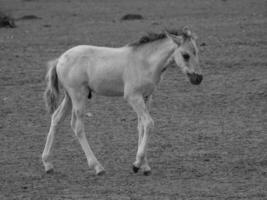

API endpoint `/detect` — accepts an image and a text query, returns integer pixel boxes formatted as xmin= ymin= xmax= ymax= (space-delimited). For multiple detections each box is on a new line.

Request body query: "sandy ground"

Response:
xmin=0 ymin=0 xmax=267 ymax=199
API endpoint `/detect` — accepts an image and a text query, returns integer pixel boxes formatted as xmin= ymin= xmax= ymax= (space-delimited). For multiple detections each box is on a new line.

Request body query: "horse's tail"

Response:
xmin=44 ymin=58 xmax=60 ymax=114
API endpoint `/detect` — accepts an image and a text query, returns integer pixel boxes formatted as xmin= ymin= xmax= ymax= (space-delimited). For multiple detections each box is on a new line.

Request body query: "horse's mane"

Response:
xmin=129 ymin=29 xmax=191 ymax=47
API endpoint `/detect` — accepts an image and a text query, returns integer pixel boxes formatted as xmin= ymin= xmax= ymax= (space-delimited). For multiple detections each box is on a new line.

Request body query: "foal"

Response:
xmin=42 ymin=27 xmax=203 ymax=176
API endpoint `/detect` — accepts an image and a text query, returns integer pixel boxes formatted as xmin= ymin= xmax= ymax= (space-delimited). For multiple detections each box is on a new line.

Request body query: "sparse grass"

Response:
xmin=0 ymin=0 xmax=266 ymax=199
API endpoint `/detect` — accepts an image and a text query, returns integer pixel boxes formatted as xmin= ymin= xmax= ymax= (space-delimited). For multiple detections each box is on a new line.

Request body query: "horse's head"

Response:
xmin=166 ymin=27 xmax=203 ymax=85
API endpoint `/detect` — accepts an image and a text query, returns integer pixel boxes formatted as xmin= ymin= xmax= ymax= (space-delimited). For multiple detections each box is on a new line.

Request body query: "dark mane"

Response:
xmin=129 ymin=29 xmax=190 ymax=47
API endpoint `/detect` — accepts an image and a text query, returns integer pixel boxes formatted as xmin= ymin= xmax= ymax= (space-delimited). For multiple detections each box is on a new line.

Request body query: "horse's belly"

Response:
xmin=96 ymin=82 xmax=124 ymax=96
xmin=91 ymin=74 xmax=124 ymax=97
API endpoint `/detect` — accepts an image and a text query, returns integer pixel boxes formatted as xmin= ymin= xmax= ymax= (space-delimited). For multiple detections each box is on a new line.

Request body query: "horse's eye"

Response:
xmin=182 ymin=53 xmax=190 ymax=61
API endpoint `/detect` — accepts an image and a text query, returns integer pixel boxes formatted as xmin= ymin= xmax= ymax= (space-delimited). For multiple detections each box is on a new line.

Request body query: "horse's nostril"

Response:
xmin=197 ymin=74 xmax=203 ymax=83
xmin=194 ymin=74 xmax=203 ymax=84
xmin=187 ymin=73 xmax=203 ymax=85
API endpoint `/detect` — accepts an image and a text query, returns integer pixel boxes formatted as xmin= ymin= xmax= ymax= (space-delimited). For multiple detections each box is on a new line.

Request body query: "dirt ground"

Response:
xmin=0 ymin=0 xmax=266 ymax=199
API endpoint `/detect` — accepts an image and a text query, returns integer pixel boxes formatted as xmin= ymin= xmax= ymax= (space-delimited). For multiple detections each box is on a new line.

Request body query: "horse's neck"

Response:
xmin=144 ymin=38 xmax=176 ymax=70
xmin=138 ymin=39 xmax=176 ymax=83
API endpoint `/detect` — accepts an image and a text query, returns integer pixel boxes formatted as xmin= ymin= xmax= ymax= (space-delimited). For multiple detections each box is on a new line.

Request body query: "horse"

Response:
xmin=42 ymin=27 xmax=203 ymax=176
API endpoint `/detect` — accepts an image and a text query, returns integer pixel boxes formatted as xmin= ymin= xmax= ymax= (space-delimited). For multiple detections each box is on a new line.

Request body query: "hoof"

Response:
xmin=96 ymin=169 xmax=106 ymax=176
xmin=132 ymin=165 xmax=140 ymax=173
xmin=143 ymin=170 xmax=151 ymax=176
xmin=95 ymin=165 xmax=105 ymax=176
xmin=45 ymin=168 xmax=54 ymax=174
xmin=44 ymin=163 xmax=54 ymax=174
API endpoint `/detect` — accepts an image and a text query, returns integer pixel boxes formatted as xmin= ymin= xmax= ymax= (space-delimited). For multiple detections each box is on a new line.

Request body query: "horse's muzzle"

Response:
xmin=187 ymin=72 xmax=203 ymax=85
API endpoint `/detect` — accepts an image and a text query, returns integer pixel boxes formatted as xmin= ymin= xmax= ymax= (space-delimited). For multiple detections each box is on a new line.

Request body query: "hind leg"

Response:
xmin=42 ymin=93 xmax=71 ymax=173
xmin=134 ymin=111 xmax=151 ymax=175
xmin=69 ymin=87 xmax=105 ymax=175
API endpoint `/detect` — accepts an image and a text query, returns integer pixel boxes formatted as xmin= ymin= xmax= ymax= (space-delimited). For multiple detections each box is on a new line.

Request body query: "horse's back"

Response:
xmin=57 ymin=45 xmax=129 ymax=69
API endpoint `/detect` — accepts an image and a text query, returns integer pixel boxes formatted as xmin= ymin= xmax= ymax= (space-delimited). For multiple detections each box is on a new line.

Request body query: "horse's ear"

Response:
xmin=173 ymin=35 xmax=183 ymax=45
xmin=164 ymin=31 xmax=172 ymax=39
xmin=165 ymin=31 xmax=183 ymax=45
xmin=182 ymin=26 xmax=192 ymax=37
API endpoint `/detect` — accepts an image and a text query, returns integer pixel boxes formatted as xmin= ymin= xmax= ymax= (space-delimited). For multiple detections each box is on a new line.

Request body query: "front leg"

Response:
xmin=127 ymin=95 xmax=154 ymax=175
xmin=140 ymin=95 xmax=153 ymax=175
